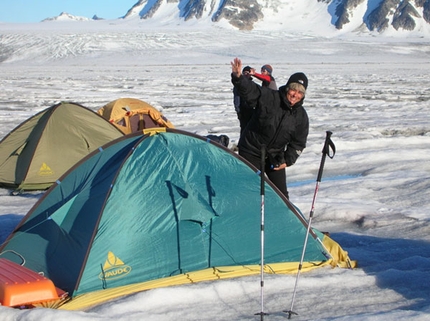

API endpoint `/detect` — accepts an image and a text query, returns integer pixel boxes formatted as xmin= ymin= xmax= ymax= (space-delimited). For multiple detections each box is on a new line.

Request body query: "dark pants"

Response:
xmin=239 ymin=150 xmax=289 ymax=199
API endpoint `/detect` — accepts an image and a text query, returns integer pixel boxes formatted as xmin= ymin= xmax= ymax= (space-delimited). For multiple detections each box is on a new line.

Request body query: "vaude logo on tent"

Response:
xmin=99 ymin=251 xmax=132 ymax=280
xmin=38 ymin=162 xmax=54 ymax=176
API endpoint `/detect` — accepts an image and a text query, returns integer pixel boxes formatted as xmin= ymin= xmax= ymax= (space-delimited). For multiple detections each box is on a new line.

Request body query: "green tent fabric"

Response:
xmin=0 ymin=102 xmax=124 ymax=191
xmin=0 ymin=129 xmax=334 ymax=300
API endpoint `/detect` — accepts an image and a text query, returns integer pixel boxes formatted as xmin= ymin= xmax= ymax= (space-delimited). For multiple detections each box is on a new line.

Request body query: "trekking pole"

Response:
xmin=285 ymin=131 xmax=336 ymax=319
xmin=255 ymin=145 xmax=269 ymax=320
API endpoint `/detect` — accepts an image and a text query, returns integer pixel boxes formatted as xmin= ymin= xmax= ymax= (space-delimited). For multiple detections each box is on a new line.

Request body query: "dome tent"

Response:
xmin=0 ymin=102 xmax=124 ymax=192
xmin=0 ymin=128 xmax=353 ymax=310
xmin=97 ymin=98 xmax=174 ymax=134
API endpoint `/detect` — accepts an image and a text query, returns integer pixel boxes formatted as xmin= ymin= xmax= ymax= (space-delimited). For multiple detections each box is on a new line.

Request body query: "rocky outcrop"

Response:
xmin=333 ymin=0 xmax=427 ymax=32
xmin=181 ymin=0 xmax=206 ymax=20
xmin=366 ymin=0 xmax=399 ymax=31
xmin=212 ymin=0 xmax=263 ymax=30
xmin=334 ymin=0 xmax=366 ymax=30
xmin=392 ymin=1 xmax=421 ymax=30
xmin=416 ymin=0 xmax=430 ymax=22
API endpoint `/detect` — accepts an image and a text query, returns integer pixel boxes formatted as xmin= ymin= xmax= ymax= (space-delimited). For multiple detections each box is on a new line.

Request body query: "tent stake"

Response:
xmin=284 ymin=131 xmax=336 ymax=318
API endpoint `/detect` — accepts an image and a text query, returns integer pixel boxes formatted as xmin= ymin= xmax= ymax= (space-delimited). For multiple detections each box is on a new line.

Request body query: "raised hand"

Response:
xmin=230 ymin=57 xmax=242 ymax=77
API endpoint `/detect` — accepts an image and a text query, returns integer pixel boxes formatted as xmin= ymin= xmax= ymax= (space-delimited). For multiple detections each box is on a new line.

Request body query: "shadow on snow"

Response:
xmin=331 ymin=232 xmax=430 ymax=311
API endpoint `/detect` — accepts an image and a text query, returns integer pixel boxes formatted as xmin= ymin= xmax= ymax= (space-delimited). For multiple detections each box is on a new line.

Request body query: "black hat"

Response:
xmin=242 ymin=66 xmax=252 ymax=73
xmin=286 ymin=72 xmax=308 ymax=90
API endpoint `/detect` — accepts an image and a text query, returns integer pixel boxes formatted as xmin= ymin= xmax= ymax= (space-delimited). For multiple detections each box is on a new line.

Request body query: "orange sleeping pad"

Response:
xmin=0 ymin=258 xmax=64 ymax=307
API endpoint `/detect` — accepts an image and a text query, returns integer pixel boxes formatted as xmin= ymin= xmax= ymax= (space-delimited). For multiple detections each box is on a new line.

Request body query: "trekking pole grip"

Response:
xmin=317 ymin=131 xmax=335 ymax=182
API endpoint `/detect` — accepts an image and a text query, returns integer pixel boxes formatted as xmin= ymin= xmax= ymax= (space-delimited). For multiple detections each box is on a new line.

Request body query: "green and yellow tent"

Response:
xmin=0 ymin=102 xmax=124 ymax=192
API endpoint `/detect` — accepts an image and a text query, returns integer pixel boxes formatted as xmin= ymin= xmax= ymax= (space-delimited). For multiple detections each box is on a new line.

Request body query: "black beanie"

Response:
xmin=286 ymin=72 xmax=308 ymax=90
xmin=242 ymin=66 xmax=252 ymax=73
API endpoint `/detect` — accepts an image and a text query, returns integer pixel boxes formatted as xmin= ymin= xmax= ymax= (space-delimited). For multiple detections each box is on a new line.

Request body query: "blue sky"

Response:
xmin=0 ymin=0 xmax=138 ymax=23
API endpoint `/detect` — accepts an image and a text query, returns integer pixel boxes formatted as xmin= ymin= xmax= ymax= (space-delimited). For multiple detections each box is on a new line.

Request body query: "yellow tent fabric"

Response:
xmin=97 ymin=98 xmax=174 ymax=134
xmin=322 ymin=234 xmax=357 ymax=269
xmin=58 ymin=234 xmax=355 ymax=311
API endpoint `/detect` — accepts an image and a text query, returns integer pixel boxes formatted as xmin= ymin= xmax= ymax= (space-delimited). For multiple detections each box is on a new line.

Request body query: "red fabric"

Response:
xmin=252 ymin=72 xmax=271 ymax=82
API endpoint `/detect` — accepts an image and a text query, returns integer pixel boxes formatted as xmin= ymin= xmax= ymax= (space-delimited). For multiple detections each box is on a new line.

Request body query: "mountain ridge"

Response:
xmin=35 ymin=0 xmax=430 ymax=36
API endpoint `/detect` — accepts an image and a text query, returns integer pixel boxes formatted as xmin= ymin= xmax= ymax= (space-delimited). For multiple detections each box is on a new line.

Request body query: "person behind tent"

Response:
xmin=250 ymin=64 xmax=278 ymax=90
xmin=233 ymin=65 xmax=256 ymax=137
xmin=230 ymin=57 xmax=309 ymax=200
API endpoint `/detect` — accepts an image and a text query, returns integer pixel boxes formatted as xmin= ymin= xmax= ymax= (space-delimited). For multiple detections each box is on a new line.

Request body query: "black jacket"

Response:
xmin=232 ymin=73 xmax=309 ymax=167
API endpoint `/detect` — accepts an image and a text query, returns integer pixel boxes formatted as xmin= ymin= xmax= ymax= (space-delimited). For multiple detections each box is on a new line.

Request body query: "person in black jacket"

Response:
xmin=233 ymin=65 xmax=255 ymax=136
xmin=231 ymin=57 xmax=309 ymax=199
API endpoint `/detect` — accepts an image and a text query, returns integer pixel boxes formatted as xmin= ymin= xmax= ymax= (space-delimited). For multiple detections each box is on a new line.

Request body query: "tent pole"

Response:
xmin=255 ymin=145 xmax=268 ymax=320
xmin=285 ymin=131 xmax=336 ymax=319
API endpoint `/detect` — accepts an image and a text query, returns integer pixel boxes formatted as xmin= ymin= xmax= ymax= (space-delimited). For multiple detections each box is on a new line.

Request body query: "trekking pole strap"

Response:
xmin=323 ymin=131 xmax=336 ymax=158
xmin=317 ymin=131 xmax=336 ymax=182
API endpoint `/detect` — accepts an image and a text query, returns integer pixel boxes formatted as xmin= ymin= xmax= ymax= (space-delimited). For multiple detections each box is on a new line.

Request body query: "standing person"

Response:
xmin=230 ymin=57 xmax=309 ymax=199
xmin=250 ymin=64 xmax=278 ymax=90
xmin=233 ymin=66 xmax=255 ymax=136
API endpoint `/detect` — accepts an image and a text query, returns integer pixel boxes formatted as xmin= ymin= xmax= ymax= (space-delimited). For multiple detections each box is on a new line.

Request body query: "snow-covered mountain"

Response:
xmin=37 ymin=0 xmax=430 ymax=36
xmin=121 ymin=0 xmax=430 ymax=34
xmin=42 ymin=12 xmax=93 ymax=22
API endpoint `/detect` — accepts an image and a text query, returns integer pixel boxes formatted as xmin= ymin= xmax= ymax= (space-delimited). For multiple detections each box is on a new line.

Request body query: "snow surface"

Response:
xmin=0 ymin=17 xmax=430 ymax=321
